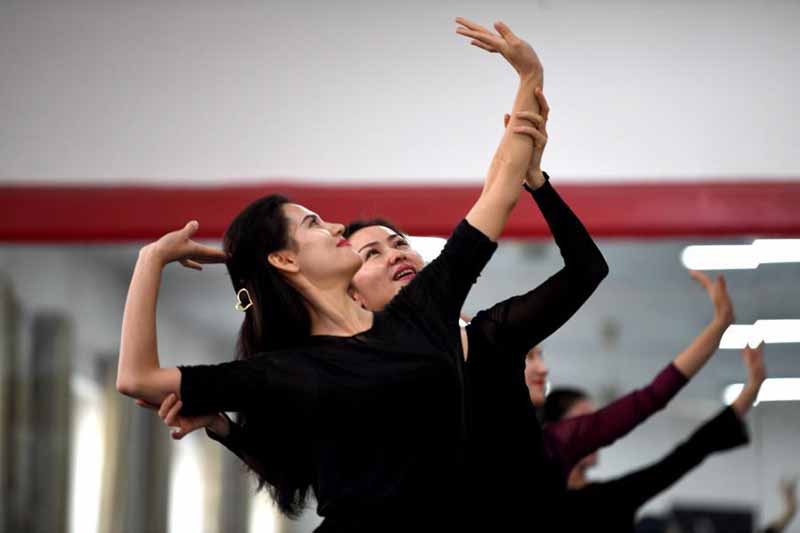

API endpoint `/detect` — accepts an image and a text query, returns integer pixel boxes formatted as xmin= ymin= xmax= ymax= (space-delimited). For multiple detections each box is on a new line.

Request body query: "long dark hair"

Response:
xmin=542 ymin=387 xmax=588 ymax=424
xmin=223 ymin=194 xmax=314 ymax=517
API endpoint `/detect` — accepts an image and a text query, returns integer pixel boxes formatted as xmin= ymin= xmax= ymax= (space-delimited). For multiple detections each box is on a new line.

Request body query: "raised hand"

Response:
xmin=504 ymin=87 xmax=550 ymax=188
xmin=732 ymin=342 xmax=766 ymax=417
xmin=689 ymin=270 xmax=734 ymax=327
xmin=742 ymin=342 xmax=766 ymax=388
xmin=136 ymin=393 xmax=229 ymax=440
xmin=455 ymin=17 xmax=543 ymax=80
xmin=147 ymin=221 xmax=228 ymax=270
xmin=781 ymin=478 xmax=798 ymax=512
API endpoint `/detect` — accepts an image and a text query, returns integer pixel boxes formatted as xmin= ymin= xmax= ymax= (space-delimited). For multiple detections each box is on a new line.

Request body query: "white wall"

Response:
xmin=1 ymin=0 xmax=798 ymax=185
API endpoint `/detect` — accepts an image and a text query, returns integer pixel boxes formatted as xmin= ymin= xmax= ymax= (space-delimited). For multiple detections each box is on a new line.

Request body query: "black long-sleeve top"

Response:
xmin=179 ymin=220 xmax=497 ymax=532
xmin=464 ymin=178 xmax=609 ymax=526
xmin=561 ymin=406 xmax=750 ymax=533
xmin=212 ymin=177 xmax=612 ymax=529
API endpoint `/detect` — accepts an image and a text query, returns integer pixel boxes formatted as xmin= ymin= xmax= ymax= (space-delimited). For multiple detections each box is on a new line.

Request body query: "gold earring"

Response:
xmin=234 ymin=288 xmax=253 ymax=312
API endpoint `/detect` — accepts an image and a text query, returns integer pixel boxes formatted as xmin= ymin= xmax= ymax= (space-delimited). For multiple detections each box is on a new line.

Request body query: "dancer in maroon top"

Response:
xmin=544 ymin=343 xmax=765 ymax=533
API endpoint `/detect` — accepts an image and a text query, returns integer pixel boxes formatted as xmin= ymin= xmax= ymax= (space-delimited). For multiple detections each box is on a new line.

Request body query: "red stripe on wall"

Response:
xmin=2 ymin=181 xmax=799 ymax=242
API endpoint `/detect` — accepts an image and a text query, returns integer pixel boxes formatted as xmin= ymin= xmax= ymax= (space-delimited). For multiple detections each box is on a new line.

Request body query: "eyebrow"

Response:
xmin=357 ymin=241 xmax=379 ymax=253
xmin=357 ymin=233 xmax=404 ymax=254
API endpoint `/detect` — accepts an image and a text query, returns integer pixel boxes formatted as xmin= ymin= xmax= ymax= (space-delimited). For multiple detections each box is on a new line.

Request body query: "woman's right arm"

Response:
xmin=389 ymin=20 xmax=546 ymax=323
xmin=671 ymin=271 xmax=734 ymax=378
xmin=455 ymin=18 xmax=543 ymax=241
xmin=116 ymin=221 xmax=227 ymax=405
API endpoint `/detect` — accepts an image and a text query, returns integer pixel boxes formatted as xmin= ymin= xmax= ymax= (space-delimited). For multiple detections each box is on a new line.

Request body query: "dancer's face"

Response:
xmin=524 ymin=346 xmax=549 ymax=406
xmin=346 ymin=225 xmax=425 ymax=310
xmin=270 ymin=204 xmax=362 ymax=286
xmin=564 ymin=398 xmax=599 ymax=469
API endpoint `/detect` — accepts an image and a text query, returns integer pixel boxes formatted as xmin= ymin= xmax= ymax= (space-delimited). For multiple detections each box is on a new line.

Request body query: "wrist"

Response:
xmin=139 ymin=243 xmax=167 ymax=268
xmin=745 ymin=379 xmax=765 ymax=394
xmin=525 ymin=169 xmax=546 ymax=190
xmin=710 ymin=316 xmax=732 ymax=331
xmin=207 ymin=414 xmax=230 ymax=437
xmin=520 ymin=71 xmax=543 ymax=86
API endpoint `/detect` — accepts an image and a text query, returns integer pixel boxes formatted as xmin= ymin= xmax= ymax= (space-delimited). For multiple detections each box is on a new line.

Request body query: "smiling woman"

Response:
xmin=344 ymin=221 xmax=425 ymax=311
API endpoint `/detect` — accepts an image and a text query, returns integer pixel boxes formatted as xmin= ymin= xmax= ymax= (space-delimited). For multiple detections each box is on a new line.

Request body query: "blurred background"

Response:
xmin=1 ymin=1 xmax=798 ymax=532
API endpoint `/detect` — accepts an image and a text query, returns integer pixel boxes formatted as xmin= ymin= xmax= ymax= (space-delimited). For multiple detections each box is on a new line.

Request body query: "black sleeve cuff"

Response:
xmin=692 ymin=406 xmax=750 ymax=453
xmin=523 ymin=171 xmax=551 ymax=195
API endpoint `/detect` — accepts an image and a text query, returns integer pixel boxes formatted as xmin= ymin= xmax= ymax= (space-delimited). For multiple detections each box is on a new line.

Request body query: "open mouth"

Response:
xmin=393 ymin=266 xmax=417 ymax=281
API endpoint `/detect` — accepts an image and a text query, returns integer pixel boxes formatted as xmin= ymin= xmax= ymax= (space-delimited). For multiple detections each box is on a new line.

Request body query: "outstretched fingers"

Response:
xmin=470 ymin=39 xmax=499 ymax=53
xmin=455 ymin=17 xmax=491 ymax=33
xmin=493 ymin=21 xmax=517 ymax=42
xmin=689 ymin=270 xmax=713 ymax=291
xmin=180 ymin=259 xmax=203 ymax=271
xmin=456 ymin=26 xmax=504 ymax=50
xmin=189 ymin=242 xmax=228 ymax=264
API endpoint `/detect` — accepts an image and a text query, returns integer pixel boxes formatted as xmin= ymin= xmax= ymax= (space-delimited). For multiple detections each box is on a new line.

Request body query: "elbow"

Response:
xmin=116 ymin=375 xmax=137 ymax=397
xmin=584 ymin=255 xmax=610 ymax=287
xmin=594 ymin=258 xmax=610 ymax=282
xmin=571 ymin=258 xmax=610 ymax=292
xmin=116 ymin=370 xmax=143 ymax=398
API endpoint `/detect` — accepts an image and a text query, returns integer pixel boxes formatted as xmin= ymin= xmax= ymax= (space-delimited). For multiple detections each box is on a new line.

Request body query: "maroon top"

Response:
xmin=543 ymin=363 xmax=688 ymax=481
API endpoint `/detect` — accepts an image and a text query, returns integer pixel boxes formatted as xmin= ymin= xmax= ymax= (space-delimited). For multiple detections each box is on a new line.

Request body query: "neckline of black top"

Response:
xmin=302 ymin=312 xmax=379 ymax=345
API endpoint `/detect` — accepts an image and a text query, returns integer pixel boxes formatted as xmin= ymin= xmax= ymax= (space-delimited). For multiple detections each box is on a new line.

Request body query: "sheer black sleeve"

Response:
xmin=574 ymin=406 xmax=749 ymax=511
xmin=387 ymin=219 xmax=497 ymax=330
xmin=206 ymin=414 xmax=253 ymax=462
xmin=467 ymin=177 xmax=608 ymax=361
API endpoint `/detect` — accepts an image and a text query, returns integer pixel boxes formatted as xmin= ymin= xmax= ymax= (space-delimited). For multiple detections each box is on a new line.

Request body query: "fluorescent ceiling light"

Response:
xmin=723 ymin=378 xmax=800 ymax=405
xmin=719 ymin=320 xmax=800 ymax=349
xmin=681 ymin=239 xmax=800 ymax=270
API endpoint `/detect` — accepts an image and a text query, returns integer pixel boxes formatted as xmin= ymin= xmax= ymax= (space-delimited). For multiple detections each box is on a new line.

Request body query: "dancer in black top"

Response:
xmin=545 ymin=343 xmax=766 ymax=533
xmin=143 ymin=92 xmax=611 ymax=528
xmin=117 ymin=18 xmax=545 ymax=532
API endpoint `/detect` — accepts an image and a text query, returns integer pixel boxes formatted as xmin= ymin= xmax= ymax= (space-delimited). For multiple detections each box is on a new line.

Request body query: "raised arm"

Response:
xmin=731 ymin=342 xmax=766 ymax=418
xmin=116 ymin=221 xmax=227 ymax=404
xmin=388 ymin=20 xmax=546 ymax=323
xmin=574 ymin=404 xmax=750 ymax=512
xmin=763 ymin=479 xmax=798 ymax=533
xmin=455 ymin=18 xmax=543 ymax=240
xmin=465 ymin=91 xmax=607 ymax=360
xmin=544 ymin=270 xmax=736 ymax=477
xmin=570 ymin=345 xmax=763 ymax=511
xmin=672 ymin=271 xmax=734 ymax=378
